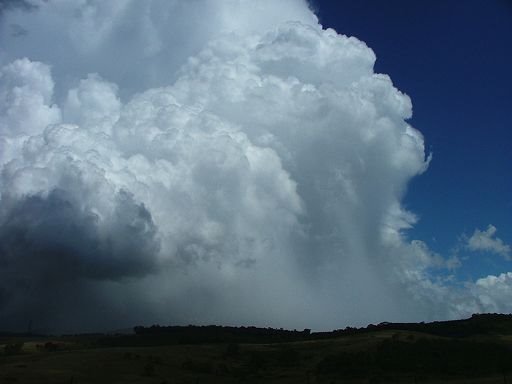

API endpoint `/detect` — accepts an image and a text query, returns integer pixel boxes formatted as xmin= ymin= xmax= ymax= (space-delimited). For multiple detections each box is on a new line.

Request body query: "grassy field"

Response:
xmin=1 ymin=328 xmax=512 ymax=384
xmin=2 ymin=315 xmax=512 ymax=383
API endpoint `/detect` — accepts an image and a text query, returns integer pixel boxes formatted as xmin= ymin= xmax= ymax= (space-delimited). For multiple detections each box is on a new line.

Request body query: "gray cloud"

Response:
xmin=0 ymin=188 xmax=159 ymax=332
xmin=0 ymin=0 xmax=36 ymax=14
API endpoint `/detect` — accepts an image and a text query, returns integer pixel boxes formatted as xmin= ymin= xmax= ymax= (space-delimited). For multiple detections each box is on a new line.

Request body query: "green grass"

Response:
xmin=1 ymin=328 xmax=512 ymax=383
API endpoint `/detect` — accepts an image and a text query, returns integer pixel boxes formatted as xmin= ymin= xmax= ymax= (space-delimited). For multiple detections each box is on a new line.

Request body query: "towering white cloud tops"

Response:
xmin=0 ymin=0 xmax=510 ymax=332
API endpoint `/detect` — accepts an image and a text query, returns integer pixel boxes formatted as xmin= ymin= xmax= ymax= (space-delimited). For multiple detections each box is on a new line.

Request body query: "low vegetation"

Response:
xmin=1 ymin=314 xmax=511 ymax=383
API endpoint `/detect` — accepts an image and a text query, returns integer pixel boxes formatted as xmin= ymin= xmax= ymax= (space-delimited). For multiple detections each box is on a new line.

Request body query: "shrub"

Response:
xmin=43 ymin=342 xmax=59 ymax=352
xmin=4 ymin=342 xmax=24 ymax=355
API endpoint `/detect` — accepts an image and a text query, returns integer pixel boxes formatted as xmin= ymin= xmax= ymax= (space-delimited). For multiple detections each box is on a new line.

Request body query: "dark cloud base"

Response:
xmin=0 ymin=189 xmax=159 ymax=331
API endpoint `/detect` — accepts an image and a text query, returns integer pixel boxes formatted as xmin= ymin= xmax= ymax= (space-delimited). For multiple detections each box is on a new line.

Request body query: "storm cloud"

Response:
xmin=0 ymin=0 xmax=510 ymax=333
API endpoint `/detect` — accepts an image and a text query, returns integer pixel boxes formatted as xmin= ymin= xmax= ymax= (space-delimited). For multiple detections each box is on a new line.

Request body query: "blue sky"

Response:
xmin=313 ymin=0 xmax=512 ymax=279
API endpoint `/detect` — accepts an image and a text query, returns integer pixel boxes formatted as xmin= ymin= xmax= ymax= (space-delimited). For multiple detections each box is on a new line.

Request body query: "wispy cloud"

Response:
xmin=465 ymin=225 xmax=511 ymax=259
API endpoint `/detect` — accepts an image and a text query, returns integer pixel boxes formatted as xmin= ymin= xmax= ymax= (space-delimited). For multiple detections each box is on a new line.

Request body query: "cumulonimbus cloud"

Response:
xmin=0 ymin=0 xmax=511 ymax=333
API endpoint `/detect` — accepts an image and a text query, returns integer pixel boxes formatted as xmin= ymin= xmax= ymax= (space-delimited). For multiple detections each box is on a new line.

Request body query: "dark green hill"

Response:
xmin=109 ymin=313 xmax=512 ymax=347
xmin=320 ymin=313 xmax=512 ymax=339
